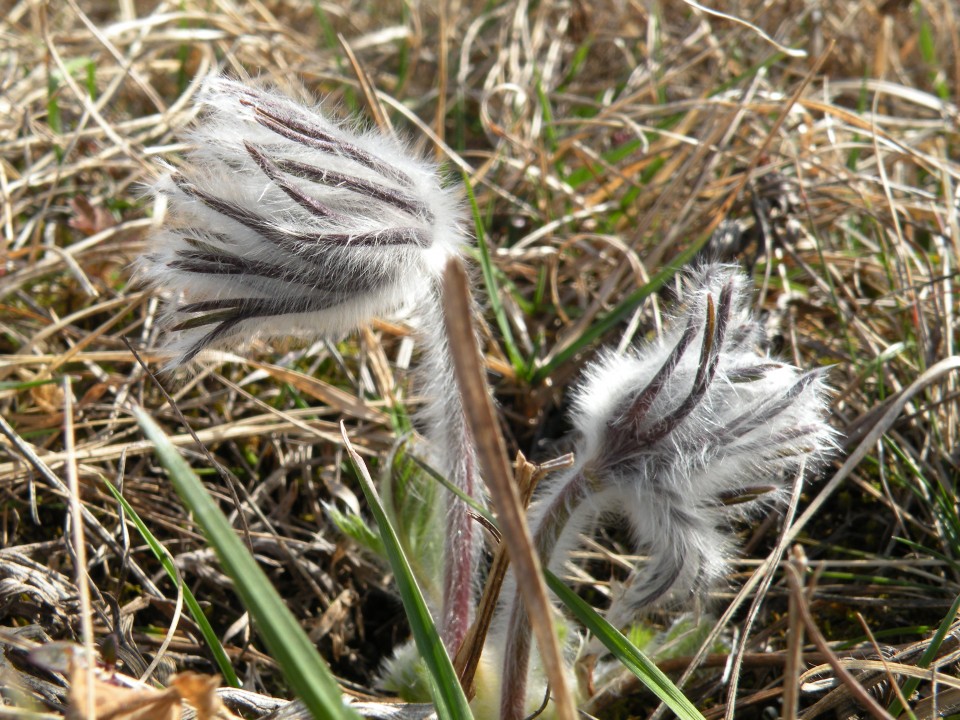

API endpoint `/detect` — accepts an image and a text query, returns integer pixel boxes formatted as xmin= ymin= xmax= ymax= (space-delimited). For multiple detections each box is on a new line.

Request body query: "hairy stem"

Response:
xmin=439 ymin=432 xmax=478 ymax=653
xmin=499 ymin=468 xmax=594 ymax=719
xmin=416 ymin=291 xmax=482 ymax=654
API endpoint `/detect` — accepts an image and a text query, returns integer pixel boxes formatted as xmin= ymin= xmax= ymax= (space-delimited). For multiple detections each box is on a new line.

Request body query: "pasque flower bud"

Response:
xmin=141 ymin=76 xmax=480 ymax=653
xmin=499 ymin=264 xmax=835 ymax=719
xmin=142 ymin=77 xmax=468 ymax=365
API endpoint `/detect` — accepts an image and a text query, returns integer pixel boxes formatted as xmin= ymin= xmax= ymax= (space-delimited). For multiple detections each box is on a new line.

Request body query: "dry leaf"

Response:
xmin=66 ymin=656 xmax=230 ymax=720
xmin=68 ymin=196 xmax=116 ymax=236
xmin=30 ymin=382 xmax=65 ymax=414
xmin=169 ymin=673 xmax=222 ymax=720
xmin=67 ymin=661 xmax=181 ymax=720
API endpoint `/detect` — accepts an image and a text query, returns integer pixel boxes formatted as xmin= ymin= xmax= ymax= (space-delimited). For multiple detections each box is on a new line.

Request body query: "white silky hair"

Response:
xmin=140 ymin=74 xmax=484 ymax=654
xmin=542 ymin=265 xmax=834 ymax=625
xmin=139 ymin=76 xmax=468 ymax=366
xmin=410 ymin=287 xmax=485 ymax=648
xmin=498 ymin=264 xmax=836 ymax=713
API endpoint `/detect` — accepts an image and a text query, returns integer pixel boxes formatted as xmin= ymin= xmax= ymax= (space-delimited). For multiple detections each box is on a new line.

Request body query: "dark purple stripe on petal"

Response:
xmin=179 ymin=317 xmax=244 ymax=365
xmin=317 ymin=227 xmax=430 ymax=247
xmin=170 ymin=252 xmax=292 ymax=282
xmin=172 ymin=293 xmax=357 ymax=361
xmin=173 ymin=175 xmax=428 ymax=251
xmin=242 ymin=98 xmax=415 ymax=188
xmin=176 ymin=294 xmax=345 ymax=318
xmin=173 ymin=175 xmax=313 ymax=251
xmin=243 ymin=142 xmax=346 ymax=222
xmin=722 ymin=367 xmax=828 ymax=440
xmin=271 ymin=155 xmax=432 ymax=220
xmin=612 ymin=315 xmax=699 ymax=433
xmin=625 ymin=549 xmax=683 ymax=610
xmin=654 ymin=281 xmax=735 ymax=437
xmin=173 ymin=241 xmax=396 ymax=295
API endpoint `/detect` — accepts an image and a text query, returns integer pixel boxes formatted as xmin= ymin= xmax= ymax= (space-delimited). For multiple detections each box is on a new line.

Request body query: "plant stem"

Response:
xmin=499 ymin=466 xmax=594 ymax=719
xmin=417 ymin=290 xmax=482 ymax=654
xmin=439 ymin=428 xmax=479 ymax=653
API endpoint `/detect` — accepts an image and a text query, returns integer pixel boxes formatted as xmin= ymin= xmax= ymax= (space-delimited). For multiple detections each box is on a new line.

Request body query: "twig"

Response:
xmin=64 ymin=377 xmax=96 ymax=720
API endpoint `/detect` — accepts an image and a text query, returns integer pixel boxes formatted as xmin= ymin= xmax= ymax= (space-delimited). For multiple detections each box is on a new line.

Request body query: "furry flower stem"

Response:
xmin=141 ymin=76 xmax=483 ymax=653
xmin=415 ymin=294 xmax=482 ymax=653
xmin=499 ymin=468 xmax=596 ymax=719
xmin=442 ymin=258 xmax=578 ymax=720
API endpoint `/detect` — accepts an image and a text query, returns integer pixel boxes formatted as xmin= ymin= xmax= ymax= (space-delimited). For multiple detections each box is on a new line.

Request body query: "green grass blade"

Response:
xmin=310 ymin=1 xmax=358 ymax=112
xmin=410 ymin=453 xmax=496 ymax=525
xmin=340 ymin=423 xmax=474 ymax=720
xmin=545 ymin=569 xmax=706 ymax=720
xmin=533 ymin=234 xmax=710 ymax=383
xmin=0 ymin=378 xmax=60 ymax=392
xmin=101 ymin=478 xmax=240 ymax=688
xmin=324 ymin=502 xmax=386 ymax=558
xmin=462 ymin=172 xmax=527 ymax=376
xmin=534 ymin=73 xmax=557 ymax=154
xmin=135 ymin=408 xmax=359 ymax=720
xmin=886 ymin=590 xmax=960 ymax=717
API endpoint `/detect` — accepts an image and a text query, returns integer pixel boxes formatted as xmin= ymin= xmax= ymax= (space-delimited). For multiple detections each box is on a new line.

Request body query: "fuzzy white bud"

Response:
xmin=141 ymin=76 xmax=468 ymax=365
xmin=499 ymin=264 xmax=836 ymax=718
xmin=140 ymin=76 xmax=484 ymax=654
xmin=560 ymin=264 xmax=836 ymax=624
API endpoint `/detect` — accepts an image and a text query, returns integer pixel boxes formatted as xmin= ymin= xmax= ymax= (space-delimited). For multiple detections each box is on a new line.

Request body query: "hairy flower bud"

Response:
xmin=141 ymin=76 xmax=468 ymax=364
xmin=564 ymin=264 xmax=835 ymax=624
xmin=141 ymin=76 xmax=481 ymax=654
xmin=499 ymin=264 xmax=836 ymax=718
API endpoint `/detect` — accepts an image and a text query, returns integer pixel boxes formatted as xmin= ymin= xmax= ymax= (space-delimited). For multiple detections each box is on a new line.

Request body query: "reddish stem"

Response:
xmin=499 ymin=469 xmax=592 ymax=719
xmin=439 ymin=443 xmax=478 ymax=653
xmin=419 ymin=296 xmax=482 ymax=655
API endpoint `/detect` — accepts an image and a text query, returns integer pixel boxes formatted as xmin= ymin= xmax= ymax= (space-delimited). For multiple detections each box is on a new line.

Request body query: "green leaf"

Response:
xmin=340 ymin=424 xmax=474 ymax=720
xmin=325 ymin=502 xmax=386 ymax=558
xmin=382 ymin=445 xmax=444 ymax=597
xmin=545 ymin=570 xmax=707 ymax=720
xmin=101 ymin=477 xmax=240 ymax=688
xmin=135 ymin=408 xmax=359 ymax=720
xmin=887 ymin=590 xmax=960 ymax=717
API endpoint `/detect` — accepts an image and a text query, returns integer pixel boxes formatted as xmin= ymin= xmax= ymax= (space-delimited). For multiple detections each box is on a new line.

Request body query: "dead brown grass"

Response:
xmin=2 ymin=0 xmax=959 ymax=718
